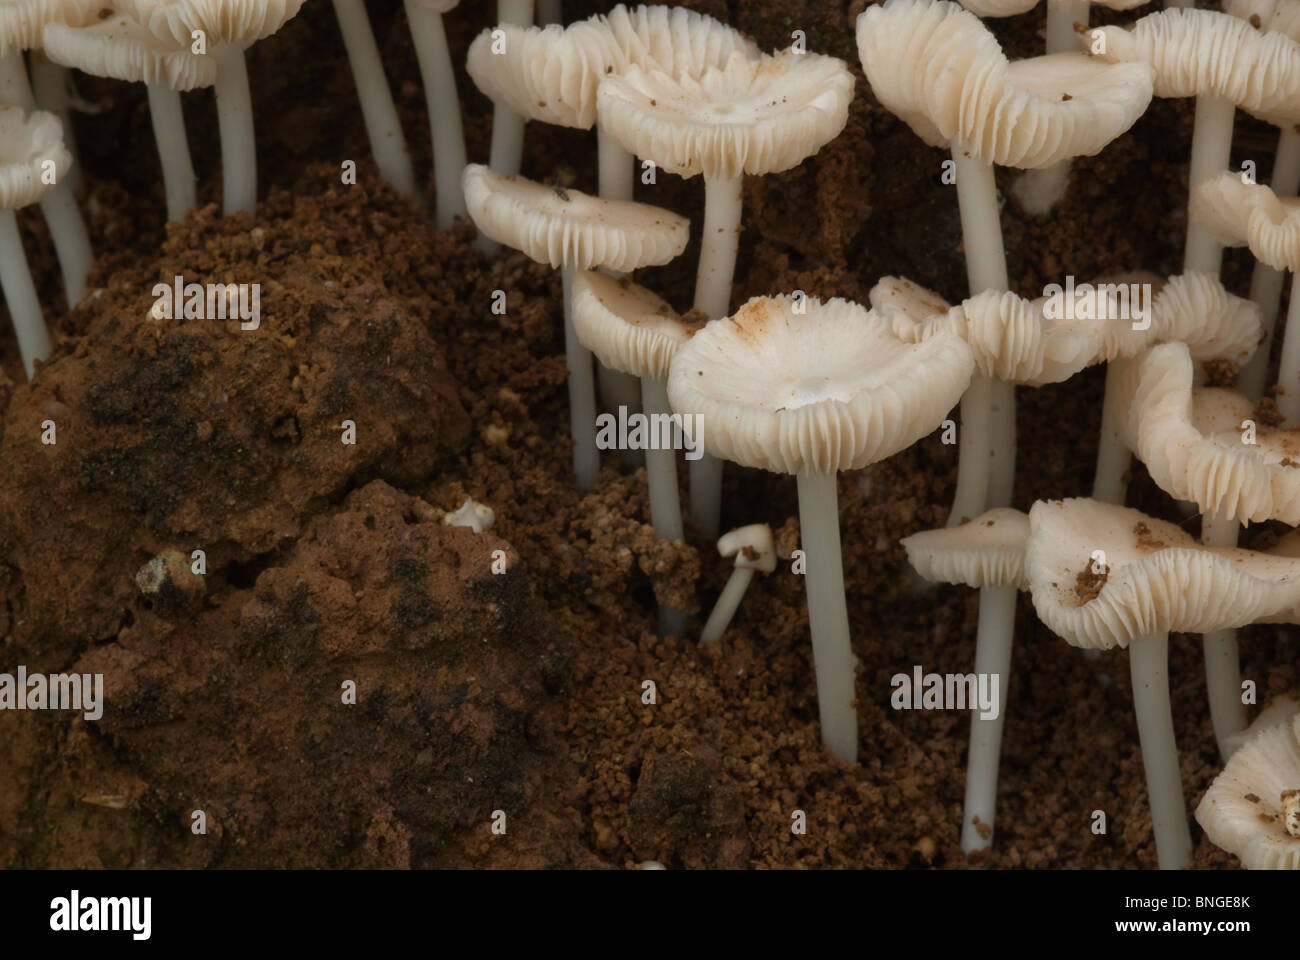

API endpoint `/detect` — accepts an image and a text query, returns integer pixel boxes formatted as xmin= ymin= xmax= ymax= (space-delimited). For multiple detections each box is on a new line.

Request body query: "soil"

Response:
xmin=1 ymin=0 xmax=1293 ymax=870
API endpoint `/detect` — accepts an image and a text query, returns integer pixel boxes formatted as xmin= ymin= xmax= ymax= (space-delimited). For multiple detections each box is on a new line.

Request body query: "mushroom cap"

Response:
xmin=466 ymin=5 xmax=759 ymax=131
xmin=43 ymin=8 xmax=217 ymax=90
xmin=1026 ymin=498 xmax=1300 ymax=648
xmin=1225 ymin=0 xmax=1300 ymax=43
xmin=956 ymin=0 xmax=1148 ymax=15
xmin=1195 ymin=710 xmax=1300 ymax=869
xmin=875 ymin=272 xmax=1257 ymax=385
xmin=665 ymin=295 xmax=974 ymax=475
xmin=1192 ymin=172 xmax=1300 ymax=273
xmin=0 ymin=106 xmax=71 ymax=210
xmin=901 ymin=507 xmax=1030 ymax=590
xmin=0 ymin=0 xmax=98 ymax=55
xmin=1090 ymin=8 xmax=1300 ymax=124
xmin=571 ymin=270 xmax=697 ymax=380
xmin=1115 ymin=342 xmax=1300 ymax=524
xmin=461 ymin=164 xmax=689 ymax=272
xmin=1224 ymin=696 xmax=1300 ymax=755
xmin=596 ymin=49 xmax=854 ymax=180
xmin=717 ymin=523 xmax=777 ymax=574
xmin=857 ymin=0 xmax=1154 ymax=169
xmin=116 ymin=0 xmax=305 ymax=48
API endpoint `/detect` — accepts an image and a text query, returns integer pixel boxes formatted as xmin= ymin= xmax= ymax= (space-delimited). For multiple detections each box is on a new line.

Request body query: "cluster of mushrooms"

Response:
xmin=3 ymin=0 xmax=1299 ymax=870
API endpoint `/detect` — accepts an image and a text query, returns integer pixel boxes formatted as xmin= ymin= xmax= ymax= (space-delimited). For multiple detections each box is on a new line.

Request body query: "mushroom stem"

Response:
xmin=1275 ymin=271 xmax=1300 ymax=424
xmin=1045 ymin=0 xmax=1089 ymax=54
xmin=1129 ymin=631 xmax=1193 ymax=870
xmin=536 ymin=0 xmax=562 ymax=25
xmin=0 ymin=49 xmax=29 ymax=105
xmin=488 ymin=0 xmax=533 ymax=178
xmin=562 ymin=264 xmax=599 ymax=488
xmin=37 ymin=182 xmax=91 ymax=307
xmin=1239 ymin=128 xmax=1300 ymax=400
xmin=0 ymin=208 xmax=53 ymax=378
xmin=334 ymin=0 xmax=419 ymax=199
xmin=1 ymin=51 xmax=92 ymax=307
xmin=1202 ymin=510 xmax=1247 ymax=757
xmin=1183 ymin=95 xmax=1235 ymax=275
xmin=700 ymin=565 xmax=755 ymax=646
xmin=960 ymin=583 xmax=1017 ymax=852
xmin=213 ymin=43 xmax=257 ymax=217
xmin=795 ymin=469 xmax=858 ymax=763
xmin=406 ymin=0 xmax=469 ymax=229
xmin=689 ymin=173 xmax=744 ymax=539
xmin=948 ymin=145 xmax=1010 ymax=523
xmin=146 ymin=84 xmax=198 ymax=222
xmin=1091 ymin=361 xmax=1131 ymax=504
xmin=29 ymin=52 xmax=80 ymax=191
xmin=642 ymin=375 xmax=686 ymax=637
xmin=596 ymin=128 xmax=643 ymax=432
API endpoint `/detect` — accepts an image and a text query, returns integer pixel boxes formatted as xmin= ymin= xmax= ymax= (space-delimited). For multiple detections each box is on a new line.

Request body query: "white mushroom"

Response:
xmin=442 ymin=498 xmax=495 ymax=533
xmin=667 ymin=294 xmax=974 ymax=762
xmin=44 ymin=5 xmax=216 ymax=222
xmin=462 ymin=164 xmax=689 ymax=488
xmin=0 ymin=105 xmax=68 ymax=376
xmin=118 ymin=0 xmax=307 ymax=217
xmin=699 ymin=523 xmax=776 ymax=646
xmin=1196 ymin=710 xmax=1300 ymax=868
xmin=571 ymin=269 xmax=697 ymax=634
xmin=598 ymin=47 xmax=854 ymax=538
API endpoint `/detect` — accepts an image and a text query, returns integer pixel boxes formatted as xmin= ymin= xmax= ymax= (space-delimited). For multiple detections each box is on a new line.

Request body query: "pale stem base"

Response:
xmin=796 ymin=470 xmax=858 ymax=763
xmin=642 ymin=376 xmax=686 ymax=636
xmin=1091 ymin=361 xmax=1131 ymax=504
xmin=37 ymin=182 xmax=91 ymax=307
xmin=960 ymin=584 xmax=1018 ymax=852
xmin=700 ymin=566 xmax=755 ymax=646
xmin=407 ymin=1 xmax=468 ymax=228
xmin=1239 ymin=128 xmax=1300 ymax=400
xmin=689 ymin=173 xmax=743 ymax=538
xmin=1183 ymin=96 xmax=1235 ymax=275
xmin=1129 ymin=631 xmax=1193 ymax=870
xmin=335 ymin=0 xmax=418 ymax=200
xmin=1201 ymin=510 xmax=1246 ymax=756
xmin=1275 ymin=271 xmax=1300 ymax=424
xmin=0 ymin=208 xmax=53 ymax=378
xmin=562 ymin=265 xmax=598 ymax=488
xmin=214 ymin=44 xmax=257 ymax=217
xmin=147 ymin=84 xmax=198 ymax=222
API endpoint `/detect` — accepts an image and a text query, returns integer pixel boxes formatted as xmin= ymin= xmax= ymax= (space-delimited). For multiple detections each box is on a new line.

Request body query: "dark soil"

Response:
xmin=1 ymin=0 xmax=1292 ymax=869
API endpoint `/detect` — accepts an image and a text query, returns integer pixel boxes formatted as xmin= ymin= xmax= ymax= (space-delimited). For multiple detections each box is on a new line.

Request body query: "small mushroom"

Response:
xmin=598 ymin=47 xmax=854 ymax=537
xmin=0 ymin=0 xmax=95 ymax=307
xmin=43 ymin=6 xmax=216 ymax=222
xmin=699 ymin=523 xmax=776 ymax=646
xmin=0 ymin=105 xmax=68 ymax=377
xmin=1088 ymin=8 xmax=1300 ymax=275
xmin=461 ymin=164 xmax=689 ymax=488
xmin=571 ymin=270 xmax=694 ymax=635
xmin=1026 ymin=498 xmax=1300 ymax=868
xmin=859 ymin=0 xmax=1153 ymax=521
xmin=902 ymin=507 xmax=1027 ymax=852
xmin=1192 ymin=172 xmax=1300 ymax=422
xmin=442 ymin=498 xmax=495 ymax=533
xmin=1196 ymin=711 xmax=1300 ymax=868
xmin=1114 ymin=340 xmax=1300 ymax=752
xmin=118 ymin=0 xmax=307 ymax=217
xmin=667 ymin=294 xmax=974 ymax=762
